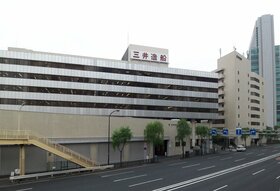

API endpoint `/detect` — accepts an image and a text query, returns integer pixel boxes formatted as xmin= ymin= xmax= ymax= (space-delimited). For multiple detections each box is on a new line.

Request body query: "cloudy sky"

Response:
xmin=0 ymin=0 xmax=279 ymax=71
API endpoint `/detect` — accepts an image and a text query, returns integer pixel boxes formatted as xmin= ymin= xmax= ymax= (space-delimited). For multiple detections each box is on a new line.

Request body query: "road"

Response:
xmin=1 ymin=144 xmax=280 ymax=191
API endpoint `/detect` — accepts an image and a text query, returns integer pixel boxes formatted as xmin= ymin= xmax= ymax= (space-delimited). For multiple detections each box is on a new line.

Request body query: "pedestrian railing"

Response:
xmin=0 ymin=129 xmax=95 ymax=168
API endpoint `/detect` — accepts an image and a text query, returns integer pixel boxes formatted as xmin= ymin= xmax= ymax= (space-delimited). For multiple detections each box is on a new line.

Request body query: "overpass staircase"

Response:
xmin=0 ymin=129 xmax=95 ymax=175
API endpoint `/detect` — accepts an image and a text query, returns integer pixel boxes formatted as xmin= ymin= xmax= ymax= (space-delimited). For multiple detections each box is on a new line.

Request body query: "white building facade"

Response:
xmin=0 ymin=45 xmax=218 ymax=175
xmin=216 ymin=51 xmax=266 ymax=144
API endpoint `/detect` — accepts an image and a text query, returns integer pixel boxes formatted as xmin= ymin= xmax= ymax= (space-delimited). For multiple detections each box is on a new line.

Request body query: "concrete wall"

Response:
xmin=0 ymin=109 xmax=211 ymax=175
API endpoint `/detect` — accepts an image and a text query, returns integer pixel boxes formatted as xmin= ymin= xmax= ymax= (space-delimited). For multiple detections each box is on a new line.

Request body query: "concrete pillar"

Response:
xmin=19 ymin=145 xmax=25 ymax=175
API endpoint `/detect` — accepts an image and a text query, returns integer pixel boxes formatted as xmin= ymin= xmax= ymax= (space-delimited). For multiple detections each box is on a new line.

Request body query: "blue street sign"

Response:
xmin=250 ymin=128 xmax=256 ymax=136
xmin=211 ymin=128 xmax=217 ymax=136
xmin=236 ymin=128 xmax=242 ymax=136
xmin=223 ymin=128 xmax=228 ymax=136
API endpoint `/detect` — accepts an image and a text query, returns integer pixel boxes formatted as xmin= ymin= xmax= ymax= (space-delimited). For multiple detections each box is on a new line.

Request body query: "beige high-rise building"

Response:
xmin=215 ymin=51 xmax=266 ymax=143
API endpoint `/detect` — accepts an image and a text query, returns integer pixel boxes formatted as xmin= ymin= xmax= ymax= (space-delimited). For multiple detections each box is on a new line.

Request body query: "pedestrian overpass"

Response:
xmin=0 ymin=129 xmax=95 ymax=175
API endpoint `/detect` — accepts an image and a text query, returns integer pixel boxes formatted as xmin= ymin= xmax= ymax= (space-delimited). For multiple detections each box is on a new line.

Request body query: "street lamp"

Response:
xmin=17 ymin=102 xmax=25 ymax=132
xmin=107 ymin=109 xmax=120 ymax=165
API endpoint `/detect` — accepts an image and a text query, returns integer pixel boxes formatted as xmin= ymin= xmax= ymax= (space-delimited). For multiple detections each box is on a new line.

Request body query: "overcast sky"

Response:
xmin=0 ymin=0 xmax=279 ymax=71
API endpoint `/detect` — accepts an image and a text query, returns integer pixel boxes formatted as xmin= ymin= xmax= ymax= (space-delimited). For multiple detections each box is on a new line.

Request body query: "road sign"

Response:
xmin=211 ymin=128 xmax=217 ymax=136
xmin=236 ymin=128 xmax=242 ymax=136
xmin=250 ymin=128 xmax=256 ymax=136
xmin=222 ymin=128 xmax=228 ymax=136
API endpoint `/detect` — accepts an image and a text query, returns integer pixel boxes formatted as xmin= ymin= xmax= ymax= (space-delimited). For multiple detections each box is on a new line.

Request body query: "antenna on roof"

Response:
xmin=219 ymin=48 xmax=222 ymax=58
xmin=127 ymin=32 xmax=129 ymax=46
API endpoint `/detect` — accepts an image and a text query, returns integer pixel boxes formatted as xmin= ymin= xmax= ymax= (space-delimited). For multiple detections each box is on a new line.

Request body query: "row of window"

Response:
xmin=0 ymin=85 xmax=218 ymax=103
xmin=251 ymin=122 xmax=260 ymax=126
xmin=250 ymin=84 xmax=260 ymax=90
xmin=250 ymin=77 xmax=260 ymax=83
xmin=251 ymin=99 xmax=260 ymax=104
xmin=251 ymin=114 xmax=260 ymax=118
xmin=0 ymin=99 xmax=219 ymax=113
xmin=251 ymin=92 xmax=260 ymax=97
xmin=0 ymin=57 xmax=218 ymax=83
xmin=0 ymin=71 xmax=218 ymax=93
xmin=251 ymin=107 xmax=260 ymax=111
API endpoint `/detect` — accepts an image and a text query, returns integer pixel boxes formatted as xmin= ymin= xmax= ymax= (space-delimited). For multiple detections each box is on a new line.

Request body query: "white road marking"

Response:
xmin=252 ymin=169 xmax=265 ymax=175
xmin=220 ymin=157 xmax=232 ymax=161
xmin=153 ymin=153 xmax=280 ymax=191
xmin=182 ymin=163 xmax=200 ymax=169
xmin=234 ymin=158 xmax=246 ymax=162
xmin=129 ymin=178 xmax=163 ymax=187
xmin=198 ymin=165 xmax=216 ymax=171
xmin=207 ymin=156 xmax=219 ymax=160
xmin=113 ymin=174 xmax=147 ymax=182
xmin=246 ymin=152 xmax=253 ymax=155
xmin=16 ymin=188 xmax=32 ymax=191
xmin=213 ymin=185 xmax=228 ymax=191
xmin=257 ymin=153 xmax=265 ymax=156
xmin=98 ymin=164 xmax=150 ymax=175
xmin=276 ymin=176 xmax=280 ymax=179
xmin=168 ymin=161 xmax=189 ymax=166
xmin=101 ymin=171 xmax=134 ymax=178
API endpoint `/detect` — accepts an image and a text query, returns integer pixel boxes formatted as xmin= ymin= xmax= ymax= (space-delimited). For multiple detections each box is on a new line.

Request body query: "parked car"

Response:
xmin=229 ymin=145 xmax=236 ymax=151
xmin=236 ymin=145 xmax=246 ymax=152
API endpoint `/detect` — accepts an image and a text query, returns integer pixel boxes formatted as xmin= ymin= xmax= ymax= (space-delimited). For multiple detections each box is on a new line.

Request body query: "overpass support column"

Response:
xmin=19 ymin=145 xmax=25 ymax=175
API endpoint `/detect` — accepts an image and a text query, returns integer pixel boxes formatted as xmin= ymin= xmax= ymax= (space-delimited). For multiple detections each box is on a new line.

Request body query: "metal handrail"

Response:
xmin=0 ymin=129 xmax=95 ymax=166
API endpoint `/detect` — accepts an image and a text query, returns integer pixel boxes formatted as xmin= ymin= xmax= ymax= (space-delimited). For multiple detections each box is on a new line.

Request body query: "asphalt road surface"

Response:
xmin=1 ymin=144 xmax=280 ymax=191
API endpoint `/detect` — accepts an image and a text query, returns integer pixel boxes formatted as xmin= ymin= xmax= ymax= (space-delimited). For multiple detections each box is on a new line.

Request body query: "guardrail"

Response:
xmin=10 ymin=165 xmax=114 ymax=182
xmin=0 ymin=129 xmax=95 ymax=167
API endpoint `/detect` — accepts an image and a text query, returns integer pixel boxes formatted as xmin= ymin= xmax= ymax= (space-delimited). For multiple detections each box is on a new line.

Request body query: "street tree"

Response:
xmin=195 ymin=125 xmax=210 ymax=155
xmin=112 ymin=126 xmax=133 ymax=166
xmin=241 ymin=127 xmax=250 ymax=147
xmin=144 ymin=121 xmax=164 ymax=161
xmin=176 ymin=119 xmax=191 ymax=158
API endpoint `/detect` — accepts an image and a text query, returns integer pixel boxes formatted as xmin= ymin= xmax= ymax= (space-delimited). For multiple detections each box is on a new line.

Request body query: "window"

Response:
xmin=250 ymin=84 xmax=260 ymax=90
xmin=175 ymin=142 xmax=180 ymax=147
xmin=251 ymin=114 xmax=260 ymax=118
xmin=250 ymin=77 xmax=260 ymax=83
xmin=251 ymin=122 xmax=260 ymax=126
xmin=251 ymin=99 xmax=260 ymax=104
xmin=251 ymin=107 xmax=260 ymax=111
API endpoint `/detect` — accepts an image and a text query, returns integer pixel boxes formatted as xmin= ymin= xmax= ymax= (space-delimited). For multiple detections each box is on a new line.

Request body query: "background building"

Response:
xmin=0 ymin=45 xmax=218 ymax=175
xmin=216 ymin=51 xmax=266 ymax=145
xmin=248 ymin=14 xmax=276 ymax=127
xmin=275 ymin=45 xmax=280 ymax=126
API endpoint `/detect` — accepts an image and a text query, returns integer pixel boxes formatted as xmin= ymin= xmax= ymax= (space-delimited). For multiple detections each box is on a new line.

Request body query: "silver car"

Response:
xmin=236 ymin=145 xmax=246 ymax=152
